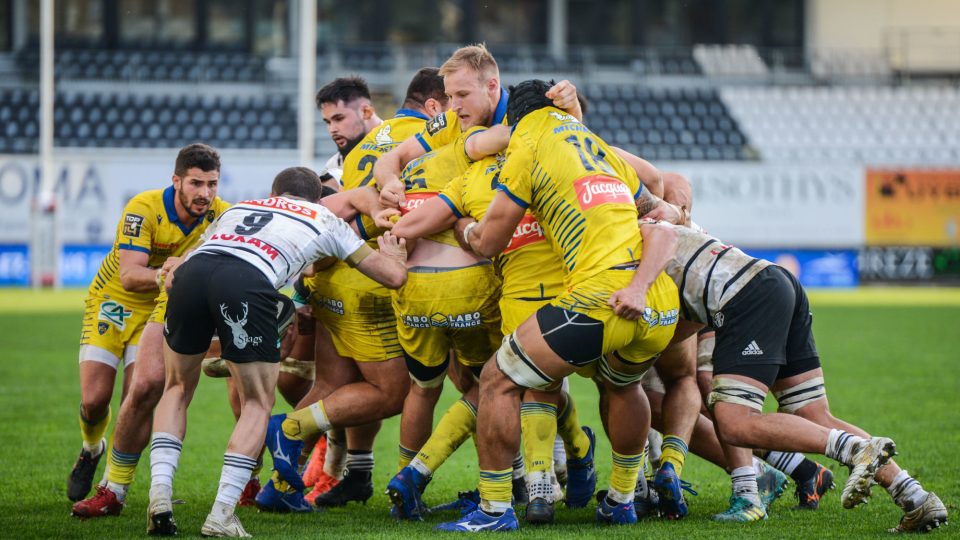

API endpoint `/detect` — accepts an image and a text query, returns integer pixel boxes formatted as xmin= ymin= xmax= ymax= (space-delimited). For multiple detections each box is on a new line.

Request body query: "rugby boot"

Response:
xmin=313 ymin=468 xmax=373 ymax=507
xmin=304 ymin=472 xmax=339 ymax=505
xmin=794 ymin=463 xmax=834 ymax=510
xmin=435 ymin=507 xmax=519 ymax=532
xmin=301 ymin=435 xmax=328 ymax=488
xmin=264 ymin=414 xmax=304 ymax=491
xmin=254 ymin=479 xmax=313 ymax=513
xmin=524 ymin=472 xmax=556 ymax=524
xmin=429 ymin=489 xmax=480 ymax=517
xmin=757 ymin=462 xmax=789 ymax=509
xmin=387 ymin=466 xmax=429 ymax=519
xmin=72 ymin=485 xmax=123 ymax=518
xmin=146 ymin=496 xmax=178 ymax=536
xmin=564 ymin=426 xmax=597 ymax=508
xmin=596 ymin=496 xmax=638 ymax=525
xmin=200 ymin=512 xmax=251 ymax=538
xmin=653 ymin=462 xmax=697 ymax=519
xmin=512 ymin=476 xmax=529 ymax=505
xmin=713 ymin=495 xmax=767 ymax=522
xmin=67 ymin=439 xmax=105 ymax=501
xmin=889 ymin=492 xmax=948 ymax=533
xmin=237 ymin=477 xmax=261 ymax=507
xmin=842 ymin=436 xmax=896 ymax=509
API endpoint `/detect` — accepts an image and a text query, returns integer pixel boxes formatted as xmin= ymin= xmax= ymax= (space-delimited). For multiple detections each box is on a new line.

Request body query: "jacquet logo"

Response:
xmin=574 ymin=176 xmax=632 ymax=210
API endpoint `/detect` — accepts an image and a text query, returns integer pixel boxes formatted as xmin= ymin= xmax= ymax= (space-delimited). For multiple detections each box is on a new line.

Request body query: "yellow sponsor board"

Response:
xmin=865 ymin=169 xmax=960 ymax=246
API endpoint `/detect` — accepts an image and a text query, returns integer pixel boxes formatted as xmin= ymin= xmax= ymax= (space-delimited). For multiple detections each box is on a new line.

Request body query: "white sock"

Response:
xmin=731 ymin=466 xmax=761 ymax=506
xmin=323 ymin=429 xmax=347 ymax=478
xmin=512 ymin=452 xmax=525 ymax=479
xmin=887 ymin=470 xmax=928 ymax=512
xmin=149 ymin=432 xmax=182 ymax=500
xmin=83 ymin=438 xmax=105 ymax=457
xmin=308 ymin=402 xmax=333 ymax=432
xmin=344 ymin=450 xmax=374 ymax=473
xmin=606 ymin=486 xmax=633 ymax=504
xmin=106 ymin=481 xmax=129 ymax=501
xmin=824 ymin=429 xmax=865 ymax=465
xmin=409 ymin=457 xmax=432 ymax=477
xmin=213 ymin=453 xmax=257 ymax=518
xmin=552 ymin=435 xmax=566 ymax=475
xmin=765 ymin=451 xmax=805 ymax=475
xmin=480 ymin=498 xmax=512 ymax=514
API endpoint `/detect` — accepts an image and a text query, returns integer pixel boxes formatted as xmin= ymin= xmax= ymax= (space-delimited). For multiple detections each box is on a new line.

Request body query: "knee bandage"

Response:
xmin=279 ymin=357 xmax=315 ymax=380
xmin=598 ymin=353 xmax=652 ymax=387
xmin=773 ymin=376 xmax=826 ymax=413
xmin=496 ymin=334 xmax=554 ymax=390
xmin=707 ymin=376 xmax=766 ymax=412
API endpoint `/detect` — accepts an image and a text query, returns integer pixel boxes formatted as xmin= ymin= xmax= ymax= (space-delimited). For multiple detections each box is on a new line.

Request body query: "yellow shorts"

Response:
xmin=499 ymin=296 xmax=552 ymax=335
xmin=393 ymin=263 xmax=503 ymax=369
xmin=304 ymin=260 xmax=401 ymax=363
xmin=552 ymin=269 xmax=679 ymax=366
xmin=79 ymin=293 xmax=154 ymax=364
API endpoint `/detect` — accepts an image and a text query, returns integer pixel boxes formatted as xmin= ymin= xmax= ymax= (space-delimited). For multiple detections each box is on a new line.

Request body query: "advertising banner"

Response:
xmin=865 ymin=169 xmax=960 ymax=246
xmin=744 ymin=249 xmax=859 ymax=287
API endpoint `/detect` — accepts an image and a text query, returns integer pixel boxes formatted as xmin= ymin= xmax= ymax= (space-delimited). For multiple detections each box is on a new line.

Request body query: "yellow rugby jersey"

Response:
xmin=497 ymin=106 xmax=644 ymax=287
xmin=439 ymin=153 xmax=564 ymax=301
xmin=89 ymin=186 xmax=230 ymax=303
xmin=399 ymin=128 xmax=478 ymax=247
xmin=415 ymin=88 xmax=509 ymax=152
xmin=342 ymin=109 xmax=430 ymax=240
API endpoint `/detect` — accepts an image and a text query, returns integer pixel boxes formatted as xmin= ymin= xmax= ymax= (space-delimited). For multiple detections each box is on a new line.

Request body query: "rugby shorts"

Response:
xmin=303 ymin=260 xmax=401 ymax=363
xmin=79 ymin=293 xmax=153 ymax=368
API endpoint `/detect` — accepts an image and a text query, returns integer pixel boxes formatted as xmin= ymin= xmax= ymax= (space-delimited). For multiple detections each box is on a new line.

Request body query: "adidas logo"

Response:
xmin=742 ymin=340 xmax=764 ymax=356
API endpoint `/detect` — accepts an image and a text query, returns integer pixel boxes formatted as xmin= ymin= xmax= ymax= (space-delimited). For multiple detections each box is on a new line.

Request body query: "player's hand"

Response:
xmin=546 ymin=79 xmax=581 ymax=119
xmin=379 ymin=178 xmax=406 ymax=209
xmin=296 ymin=306 xmax=315 ymax=335
xmin=454 ymin=217 xmax=478 ymax=252
xmin=608 ymin=285 xmax=648 ymax=320
xmin=375 ymin=208 xmax=401 ymax=230
xmin=378 ymin=231 xmax=408 ymax=264
xmin=641 ymin=201 xmax=685 ymax=225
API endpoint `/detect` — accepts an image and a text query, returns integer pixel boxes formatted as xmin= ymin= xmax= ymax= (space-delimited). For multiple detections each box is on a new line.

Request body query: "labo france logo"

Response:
xmin=574 ymin=176 xmax=632 ymax=210
xmin=504 ymin=214 xmax=545 ymax=253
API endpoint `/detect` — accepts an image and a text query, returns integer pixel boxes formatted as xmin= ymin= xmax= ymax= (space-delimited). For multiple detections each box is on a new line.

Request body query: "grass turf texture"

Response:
xmin=0 ymin=288 xmax=957 ymax=538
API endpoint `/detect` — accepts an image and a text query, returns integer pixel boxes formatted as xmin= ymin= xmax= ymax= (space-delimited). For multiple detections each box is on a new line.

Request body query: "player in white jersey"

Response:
xmin=630 ymin=219 xmax=946 ymax=531
xmin=145 ymin=168 xmax=407 ymax=537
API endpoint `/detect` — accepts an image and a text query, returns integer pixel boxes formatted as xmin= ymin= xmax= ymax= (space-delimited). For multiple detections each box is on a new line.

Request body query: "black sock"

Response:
xmin=790 ymin=458 xmax=819 ymax=484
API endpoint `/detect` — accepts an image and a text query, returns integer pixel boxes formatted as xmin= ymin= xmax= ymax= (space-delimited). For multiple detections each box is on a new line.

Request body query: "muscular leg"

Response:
xmin=78 ymin=361 xmax=118 ymax=450
xmin=654 ymin=323 xmax=701 ymax=477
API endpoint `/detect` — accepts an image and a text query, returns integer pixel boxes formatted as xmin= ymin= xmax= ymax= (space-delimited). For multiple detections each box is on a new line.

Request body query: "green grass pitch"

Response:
xmin=0 ymin=288 xmax=957 ymax=538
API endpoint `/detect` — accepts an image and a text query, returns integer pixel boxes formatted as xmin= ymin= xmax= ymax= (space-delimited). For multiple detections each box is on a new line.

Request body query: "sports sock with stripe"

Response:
xmin=520 ymin=401 xmax=558 ymax=474
xmin=412 ymin=399 xmax=476 ymax=475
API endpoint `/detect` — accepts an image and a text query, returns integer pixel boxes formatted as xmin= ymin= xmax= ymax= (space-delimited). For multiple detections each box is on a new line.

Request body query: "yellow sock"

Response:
xmin=414 ymin=399 xmax=477 ymax=474
xmin=557 ymin=394 xmax=590 ymax=460
xmin=642 ymin=445 xmax=653 ymax=482
xmin=283 ymin=401 xmax=329 ymax=441
xmin=609 ymin=451 xmax=643 ymax=500
xmin=79 ymin=405 xmax=111 ymax=448
xmin=105 ymin=443 xmax=140 ymax=486
xmin=520 ymin=401 xmax=557 ymax=474
xmin=478 ymin=469 xmax=513 ymax=511
xmin=397 ymin=445 xmax=418 ymax=472
xmin=660 ymin=435 xmax=689 ymax=477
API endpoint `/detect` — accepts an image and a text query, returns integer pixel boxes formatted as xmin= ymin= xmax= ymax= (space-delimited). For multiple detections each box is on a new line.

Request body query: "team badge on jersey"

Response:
xmin=99 ymin=301 xmax=133 ymax=330
xmin=206 ymin=209 xmax=216 ymax=222
xmin=374 ymin=124 xmax=394 ymax=147
xmin=97 ymin=322 xmax=109 ymax=335
xmin=426 ymin=113 xmax=447 ymax=135
xmin=123 ymin=214 xmax=145 ymax=237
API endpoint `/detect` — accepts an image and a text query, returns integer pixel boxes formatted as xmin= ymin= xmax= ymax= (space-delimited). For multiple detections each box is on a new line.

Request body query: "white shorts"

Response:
xmin=79 ymin=344 xmax=137 ymax=370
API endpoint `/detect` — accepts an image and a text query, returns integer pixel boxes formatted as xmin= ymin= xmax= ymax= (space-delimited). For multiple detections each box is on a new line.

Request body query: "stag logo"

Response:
xmin=220 ymin=302 xmax=263 ymax=349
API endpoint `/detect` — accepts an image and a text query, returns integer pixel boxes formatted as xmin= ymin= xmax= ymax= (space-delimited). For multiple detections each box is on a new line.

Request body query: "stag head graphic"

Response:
xmin=220 ymin=302 xmax=249 ymax=349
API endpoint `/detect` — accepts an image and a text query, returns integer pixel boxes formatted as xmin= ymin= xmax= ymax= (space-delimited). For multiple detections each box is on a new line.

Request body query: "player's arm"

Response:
xmin=464 ymin=191 xmax=525 ymax=258
xmin=608 ymin=221 xmax=678 ymax=320
xmin=320 ymin=186 xmax=380 ymax=222
xmin=118 ymin=250 xmax=162 ymax=293
xmin=546 ymin=80 xmax=583 ymax=121
xmin=374 ymin=136 xmax=427 ymax=208
xmin=464 ymin=125 xmax=510 ymax=161
xmin=613 ymin=146 xmax=664 ymax=198
xmin=348 ymin=232 xmax=408 ymax=289
xmin=116 ymin=198 xmax=161 ymax=292
xmin=391 ymin=196 xmax=459 ymax=241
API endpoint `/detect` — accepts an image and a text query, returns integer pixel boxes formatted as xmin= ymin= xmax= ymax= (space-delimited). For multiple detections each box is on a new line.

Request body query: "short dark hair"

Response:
xmin=403 ymin=67 xmax=446 ymax=109
xmin=316 ymin=76 xmax=371 ymax=108
xmin=272 ymin=167 xmax=322 ymax=202
xmin=174 ymin=143 xmax=220 ymax=176
xmin=506 ymin=79 xmax=555 ymax=126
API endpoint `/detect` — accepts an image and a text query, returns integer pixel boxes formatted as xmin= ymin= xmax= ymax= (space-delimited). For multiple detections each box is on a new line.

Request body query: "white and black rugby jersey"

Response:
xmin=661 ymin=223 xmax=771 ymax=326
xmin=192 ymin=196 xmax=365 ymax=288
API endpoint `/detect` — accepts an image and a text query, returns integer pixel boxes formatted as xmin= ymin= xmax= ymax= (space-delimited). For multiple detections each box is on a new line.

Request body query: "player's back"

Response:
xmin=342 ymin=111 xmax=430 ymax=190
xmin=498 ymin=106 xmax=644 ymax=286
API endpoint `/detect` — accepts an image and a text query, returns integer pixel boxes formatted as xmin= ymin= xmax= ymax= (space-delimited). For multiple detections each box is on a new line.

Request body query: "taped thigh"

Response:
xmin=707 ymin=376 xmax=766 ymax=412
xmin=598 ymin=351 xmax=654 ymax=387
xmin=280 ymin=357 xmax=316 ymax=380
xmin=496 ymin=333 xmax=554 ymax=390
xmin=405 ymin=351 xmax=448 ymax=389
xmin=773 ymin=376 xmax=826 ymax=413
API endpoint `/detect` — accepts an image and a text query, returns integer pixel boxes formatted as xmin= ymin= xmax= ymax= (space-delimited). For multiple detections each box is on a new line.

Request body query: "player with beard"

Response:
xmin=69 ymin=144 xmax=229 ymax=509
xmin=319 ymin=76 xmax=383 ymax=185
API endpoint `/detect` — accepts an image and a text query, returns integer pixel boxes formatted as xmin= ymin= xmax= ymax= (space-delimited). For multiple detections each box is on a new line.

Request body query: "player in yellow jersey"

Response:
xmin=69 ymin=144 xmax=228 ymax=510
xmin=433 ymin=80 xmax=680 ymax=531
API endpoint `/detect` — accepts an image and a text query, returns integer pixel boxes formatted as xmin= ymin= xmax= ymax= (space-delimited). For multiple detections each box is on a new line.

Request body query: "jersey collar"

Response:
xmin=163 ymin=185 xmax=201 ymax=235
xmin=492 ymin=87 xmax=509 ymax=125
xmin=394 ymin=108 xmax=430 ymax=121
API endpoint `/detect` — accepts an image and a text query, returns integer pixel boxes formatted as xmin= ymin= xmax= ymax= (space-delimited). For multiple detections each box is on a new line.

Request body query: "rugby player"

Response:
xmin=146 ymin=167 xmax=408 ymax=537
xmin=628 ymin=217 xmax=947 ymax=531
xmin=435 ymin=80 xmax=680 ymax=531
xmin=319 ymin=75 xmax=383 ymax=185
xmin=69 ymin=144 xmax=229 ymax=510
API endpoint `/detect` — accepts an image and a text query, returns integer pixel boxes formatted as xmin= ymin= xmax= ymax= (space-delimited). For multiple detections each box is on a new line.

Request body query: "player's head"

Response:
xmin=316 ymin=76 xmax=376 ymax=157
xmin=440 ymin=43 xmax=500 ymax=129
xmin=272 ymin=166 xmax=323 ymax=203
xmin=173 ymin=143 xmax=220 ymax=220
xmin=506 ymin=79 xmax=554 ymax=127
xmin=403 ymin=67 xmax=448 ymax=118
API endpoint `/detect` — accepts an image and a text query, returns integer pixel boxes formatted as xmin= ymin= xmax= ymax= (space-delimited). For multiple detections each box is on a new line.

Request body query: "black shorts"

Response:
xmin=536 ymin=304 xmax=603 ymax=368
xmin=711 ymin=266 xmax=819 ymax=388
xmin=165 ymin=253 xmax=295 ymax=363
